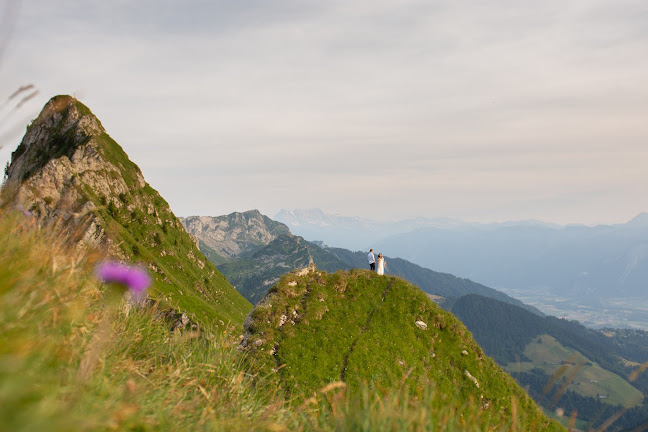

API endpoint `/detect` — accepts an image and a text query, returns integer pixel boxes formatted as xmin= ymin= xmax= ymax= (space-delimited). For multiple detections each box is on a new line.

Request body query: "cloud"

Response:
xmin=1 ymin=0 xmax=647 ymax=224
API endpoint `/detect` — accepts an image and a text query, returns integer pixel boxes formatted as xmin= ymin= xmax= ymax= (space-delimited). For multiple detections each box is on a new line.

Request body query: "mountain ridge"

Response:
xmin=1 ymin=95 xmax=251 ymax=326
xmin=183 ymin=209 xmax=540 ymax=314
xmin=277 ymin=209 xmax=648 ymax=327
xmin=181 ymin=210 xmax=290 ymax=260
xmin=325 ymin=246 xmax=543 ymax=314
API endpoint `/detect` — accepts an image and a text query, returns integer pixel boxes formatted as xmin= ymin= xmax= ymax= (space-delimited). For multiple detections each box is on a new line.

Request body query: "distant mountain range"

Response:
xmin=276 ymin=208 xmax=648 ymax=329
xmin=374 ymin=215 xmax=648 ymax=299
xmin=274 ymin=208 xmax=479 ymax=250
xmin=274 ymin=208 xmax=562 ymax=250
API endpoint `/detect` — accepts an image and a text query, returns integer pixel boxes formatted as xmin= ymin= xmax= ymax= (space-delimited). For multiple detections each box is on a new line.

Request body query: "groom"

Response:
xmin=368 ymin=249 xmax=376 ymax=271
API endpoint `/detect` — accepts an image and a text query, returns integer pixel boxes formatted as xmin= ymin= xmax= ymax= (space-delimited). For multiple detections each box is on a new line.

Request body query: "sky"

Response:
xmin=1 ymin=0 xmax=647 ymax=225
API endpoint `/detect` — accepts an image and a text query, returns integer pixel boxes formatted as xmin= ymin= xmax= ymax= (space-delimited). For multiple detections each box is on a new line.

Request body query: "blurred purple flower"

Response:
xmin=96 ymin=261 xmax=151 ymax=299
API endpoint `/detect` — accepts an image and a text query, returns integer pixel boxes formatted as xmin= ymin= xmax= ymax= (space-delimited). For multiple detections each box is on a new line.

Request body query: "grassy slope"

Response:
xmin=6 ymin=96 xmax=251 ymax=327
xmin=506 ymin=335 xmax=643 ymax=407
xmin=0 ymin=212 xmax=566 ymax=431
xmin=243 ymin=268 xmax=564 ymax=431
xmin=90 ymin=117 xmax=251 ymax=326
xmin=0 ymin=211 xmax=286 ymax=431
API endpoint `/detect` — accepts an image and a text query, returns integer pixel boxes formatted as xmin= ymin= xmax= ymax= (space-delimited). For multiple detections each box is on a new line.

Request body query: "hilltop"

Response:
xmin=1 ymin=95 xmax=251 ymax=326
xmin=241 ymin=267 xmax=563 ymax=430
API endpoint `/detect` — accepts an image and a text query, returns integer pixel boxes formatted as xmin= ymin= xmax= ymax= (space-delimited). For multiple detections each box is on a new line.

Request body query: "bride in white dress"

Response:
xmin=376 ymin=253 xmax=386 ymax=275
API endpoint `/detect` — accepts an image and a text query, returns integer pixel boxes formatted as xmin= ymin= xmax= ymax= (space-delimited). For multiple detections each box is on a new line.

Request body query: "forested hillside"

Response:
xmin=451 ymin=294 xmax=648 ymax=429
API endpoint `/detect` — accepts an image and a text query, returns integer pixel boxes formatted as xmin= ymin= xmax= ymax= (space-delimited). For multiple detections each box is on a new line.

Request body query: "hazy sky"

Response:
xmin=1 ymin=0 xmax=647 ymax=225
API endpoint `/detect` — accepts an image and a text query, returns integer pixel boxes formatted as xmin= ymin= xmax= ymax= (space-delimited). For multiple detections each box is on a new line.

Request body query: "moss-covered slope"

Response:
xmin=242 ymin=267 xmax=564 ymax=430
xmin=1 ymin=95 xmax=251 ymax=327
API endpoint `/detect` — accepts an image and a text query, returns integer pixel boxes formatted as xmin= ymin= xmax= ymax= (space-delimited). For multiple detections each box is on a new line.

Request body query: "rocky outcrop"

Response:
xmin=0 ymin=95 xmax=252 ymax=327
xmin=180 ymin=210 xmax=291 ymax=259
xmin=1 ymin=95 xmax=145 ymax=250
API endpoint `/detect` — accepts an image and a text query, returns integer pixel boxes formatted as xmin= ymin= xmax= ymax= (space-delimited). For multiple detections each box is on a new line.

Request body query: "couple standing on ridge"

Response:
xmin=367 ymin=249 xmax=386 ymax=275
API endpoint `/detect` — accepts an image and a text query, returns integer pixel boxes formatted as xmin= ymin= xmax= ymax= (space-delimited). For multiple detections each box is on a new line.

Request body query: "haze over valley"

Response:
xmin=277 ymin=208 xmax=648 ymax=330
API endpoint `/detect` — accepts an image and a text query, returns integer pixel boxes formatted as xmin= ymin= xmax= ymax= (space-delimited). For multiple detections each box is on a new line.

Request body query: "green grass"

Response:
xmin=87 ymin=180 xmax=252 ymax=327
xmin=505 ymin=335 xmax=643 ymax=407
xmin=199 ymin=240 xmax=231 ymax=266
xmin=243 ymin=268 xmax=565 ymax=431
xmin=0 ymin=211 xmax=568 ymax=431
xmin=0 ymin=211 xmax=287 ymax=430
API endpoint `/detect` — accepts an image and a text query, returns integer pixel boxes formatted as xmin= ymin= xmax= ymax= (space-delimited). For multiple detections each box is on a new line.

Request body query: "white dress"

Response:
xmin=376 ymin=258 xmax=385 ymax=275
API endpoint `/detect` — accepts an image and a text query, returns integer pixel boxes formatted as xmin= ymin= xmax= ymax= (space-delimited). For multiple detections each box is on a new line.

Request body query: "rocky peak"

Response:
xmin=5 ymin=95 xmax=105 ymax=184
xmin=181 ymin=210 xmax=291 ymax=259
xmin=1 ymin=95 xmax=146 ymax=248
xmin=1 ymin=95 xmax=252 ymax=326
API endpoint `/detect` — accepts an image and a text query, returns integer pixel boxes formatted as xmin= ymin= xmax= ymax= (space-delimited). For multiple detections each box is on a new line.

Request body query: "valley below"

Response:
xmin=502 ymin=287 xmax=648 ymax=330
xmin=505 ymin=335 xmax=643 ymax=408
